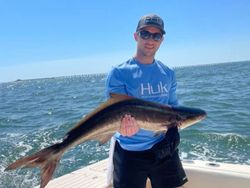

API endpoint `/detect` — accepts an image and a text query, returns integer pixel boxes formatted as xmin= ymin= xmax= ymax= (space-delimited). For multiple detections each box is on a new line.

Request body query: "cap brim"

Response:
xmin=137 ymin=24 xmax=165 ymax=34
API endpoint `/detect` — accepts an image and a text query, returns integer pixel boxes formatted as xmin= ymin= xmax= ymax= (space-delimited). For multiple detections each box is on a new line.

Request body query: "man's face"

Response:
xmin=134 ymin=26 xmax=164 ymax=58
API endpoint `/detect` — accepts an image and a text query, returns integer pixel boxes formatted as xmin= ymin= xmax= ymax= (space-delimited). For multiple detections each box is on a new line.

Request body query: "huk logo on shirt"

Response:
xmin=140 ymin=81 xmax=169 ymax=97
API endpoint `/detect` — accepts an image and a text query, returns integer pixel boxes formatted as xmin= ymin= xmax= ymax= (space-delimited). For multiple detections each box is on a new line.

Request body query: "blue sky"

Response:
xmin=0 ymin=0 xmax=250 ymax=82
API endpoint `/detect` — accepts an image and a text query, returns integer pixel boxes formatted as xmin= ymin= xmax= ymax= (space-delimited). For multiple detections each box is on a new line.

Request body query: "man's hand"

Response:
xmin=119 ymin=114 xmax=139 ymax=137
xmin=109 ymin=93 xmax=139 ymax=136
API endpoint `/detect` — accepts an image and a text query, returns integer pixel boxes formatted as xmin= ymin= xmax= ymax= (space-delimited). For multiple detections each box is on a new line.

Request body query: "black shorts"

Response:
xmin=113 ymin=140 xmax=188 ymax=188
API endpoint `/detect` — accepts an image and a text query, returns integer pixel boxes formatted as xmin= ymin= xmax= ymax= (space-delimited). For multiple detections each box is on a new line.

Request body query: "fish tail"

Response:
xmin=5 ymin=143 xmax=63 ymax=188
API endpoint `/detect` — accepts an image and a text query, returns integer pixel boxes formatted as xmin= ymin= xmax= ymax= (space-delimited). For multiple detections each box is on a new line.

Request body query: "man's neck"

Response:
xmin=134 ymin=54 xmax=154 ymax=65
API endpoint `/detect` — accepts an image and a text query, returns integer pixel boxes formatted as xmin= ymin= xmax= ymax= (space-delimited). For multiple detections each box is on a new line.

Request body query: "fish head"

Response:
xmin=171 ymin=106 xmax=207 ymax=129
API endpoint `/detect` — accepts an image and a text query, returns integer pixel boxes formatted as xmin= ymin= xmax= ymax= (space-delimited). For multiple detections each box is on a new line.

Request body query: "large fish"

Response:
xmin=5 ymin=97 xmax=206 ymax=188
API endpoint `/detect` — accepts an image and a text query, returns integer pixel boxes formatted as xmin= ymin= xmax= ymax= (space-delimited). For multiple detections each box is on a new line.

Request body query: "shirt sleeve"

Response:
xmin=105 ymin=67 xmax=127 ymax=98
xmin=168 ymin=71 xmax=179 ymax=106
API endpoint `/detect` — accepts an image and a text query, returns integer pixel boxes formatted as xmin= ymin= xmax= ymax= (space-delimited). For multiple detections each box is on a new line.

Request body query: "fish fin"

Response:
xmin=69 ymin=94 xmax=133 ymax=132
xmin=5 ymin=143 xmax=63 ymax=188
xmin=40 ymin=160 xmax=58 ymax=188
xmin=109 ymin=93 xmax=133 ymax=101
xmin=95 ymin=132 xmax=114 ymax=145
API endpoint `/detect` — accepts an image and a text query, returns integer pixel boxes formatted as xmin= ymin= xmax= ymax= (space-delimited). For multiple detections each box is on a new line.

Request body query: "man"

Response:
xmin=105 ymin=14 xmax=187 ymax=188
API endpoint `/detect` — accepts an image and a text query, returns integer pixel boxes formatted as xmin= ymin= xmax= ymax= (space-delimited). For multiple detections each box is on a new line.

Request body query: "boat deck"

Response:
xmin=43 ymin=159 xmax=250 ymax=188
xmin=45 ymin=159 xmax=109 ymax=188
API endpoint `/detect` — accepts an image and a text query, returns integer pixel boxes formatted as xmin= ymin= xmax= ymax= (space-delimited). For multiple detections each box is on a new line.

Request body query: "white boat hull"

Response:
xmin=42 ymin=159 xmax=250 ymax=188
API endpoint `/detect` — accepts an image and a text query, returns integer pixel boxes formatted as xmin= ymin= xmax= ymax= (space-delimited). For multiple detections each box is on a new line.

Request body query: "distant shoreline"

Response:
xmin=1 ymin=60 xmax=249 ymax=84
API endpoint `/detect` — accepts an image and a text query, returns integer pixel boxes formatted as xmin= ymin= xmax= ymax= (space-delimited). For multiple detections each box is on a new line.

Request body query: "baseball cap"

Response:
xmin=136 ymin=14 xmax=165 ymax=34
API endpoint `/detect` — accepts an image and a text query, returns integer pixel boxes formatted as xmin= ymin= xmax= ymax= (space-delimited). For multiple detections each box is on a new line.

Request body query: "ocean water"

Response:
xmin=0 ymin=61 xmax=250 ymax=187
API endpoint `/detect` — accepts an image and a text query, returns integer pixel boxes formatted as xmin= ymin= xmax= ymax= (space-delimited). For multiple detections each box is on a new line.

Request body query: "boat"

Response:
xmin=42 ymin=158 xmax=250 ymax=188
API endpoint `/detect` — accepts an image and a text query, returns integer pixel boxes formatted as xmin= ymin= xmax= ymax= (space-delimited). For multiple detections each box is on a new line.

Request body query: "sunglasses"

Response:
xmin=138 ymin=30 xmax=163 ymax=41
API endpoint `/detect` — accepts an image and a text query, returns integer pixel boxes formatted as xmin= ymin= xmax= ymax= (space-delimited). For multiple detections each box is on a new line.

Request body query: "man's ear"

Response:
xmin=134 ymin=32 xmax=139 ymax=41
xmin=161 ymin=36 xmax=164 ymax=42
